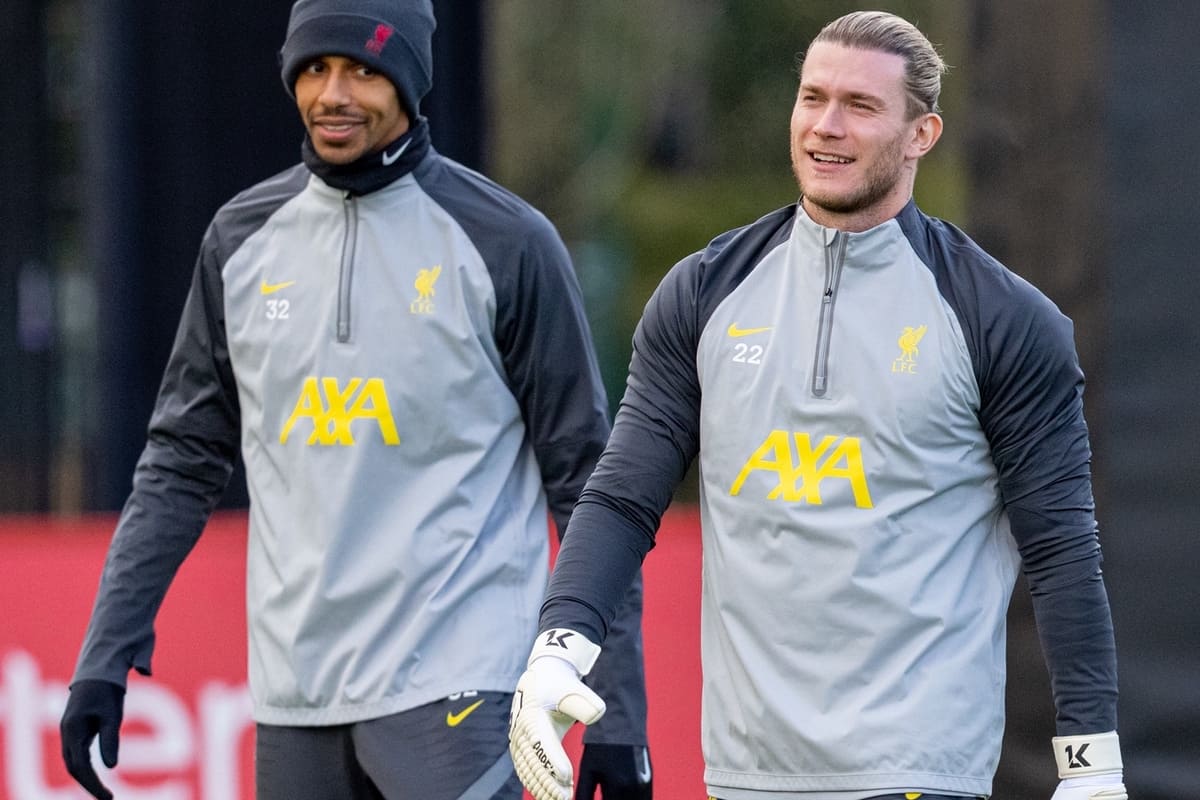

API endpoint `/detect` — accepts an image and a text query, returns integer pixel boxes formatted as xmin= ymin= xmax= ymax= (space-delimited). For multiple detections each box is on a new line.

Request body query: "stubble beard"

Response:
xmin=306 ymin=104 xmax=369 ymax=165
xmin=793 ymin=132 xmax=908 ymax=219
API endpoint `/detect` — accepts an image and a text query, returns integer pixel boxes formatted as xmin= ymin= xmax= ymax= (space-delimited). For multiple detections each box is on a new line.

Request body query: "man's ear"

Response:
xmin=908 ymin=112 xmax=943 ymax=159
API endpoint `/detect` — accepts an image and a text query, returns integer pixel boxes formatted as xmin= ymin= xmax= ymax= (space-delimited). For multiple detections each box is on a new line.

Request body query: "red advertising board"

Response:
xmin=0 ymin=509 xmax=704 ymax=799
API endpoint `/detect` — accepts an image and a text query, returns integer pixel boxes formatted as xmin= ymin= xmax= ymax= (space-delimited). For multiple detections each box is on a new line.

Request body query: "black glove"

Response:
xmin=575 ymin=743 xmax=653 ymax=800
xmin=60 ymin=679 xmax=125 ymax=800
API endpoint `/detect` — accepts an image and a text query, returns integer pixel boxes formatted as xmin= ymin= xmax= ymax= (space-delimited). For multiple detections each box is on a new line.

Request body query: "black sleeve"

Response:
xmin=71 ymin=232 xmax=241 ymax=686
xmin=492 ymin=211 xmax=653 ymax=745
xmin=541 ymin=253 xmax=704 ymax=643
xmin=1029 ymin=573 xmax=1118 ymax=733
xmin=492 ymin=212 xmax=611 ymax=532
xmin=977 ymin=286 xmax=1118 ymax=734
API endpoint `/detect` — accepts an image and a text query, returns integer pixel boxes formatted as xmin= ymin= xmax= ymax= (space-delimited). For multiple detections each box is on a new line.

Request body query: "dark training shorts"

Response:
xmin=255 ymin=690 xmax=522 ymax=800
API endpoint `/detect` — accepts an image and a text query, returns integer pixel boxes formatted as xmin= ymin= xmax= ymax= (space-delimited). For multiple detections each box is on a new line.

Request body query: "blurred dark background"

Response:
xmin=2 ymin=0 xmax=1195 ymax=796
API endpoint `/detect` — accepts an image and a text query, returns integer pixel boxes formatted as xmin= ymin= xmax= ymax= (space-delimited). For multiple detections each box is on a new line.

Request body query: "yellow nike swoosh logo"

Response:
xmin=445 ymin=699 xmax=485 ymax=727
xmin=726 ymin=323 xmax=773 ymax=338
xmin=260 ymin=279 xmax=296 ymax=295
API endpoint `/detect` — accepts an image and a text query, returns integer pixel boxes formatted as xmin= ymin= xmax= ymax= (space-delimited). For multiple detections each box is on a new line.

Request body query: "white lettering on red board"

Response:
xmin=0 ymin=650 xmax=253 ymax=800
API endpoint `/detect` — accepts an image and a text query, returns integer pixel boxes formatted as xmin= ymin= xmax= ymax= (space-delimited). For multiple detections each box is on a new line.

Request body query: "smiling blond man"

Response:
xmin=510 ymin=11 xmax=1124 ymax=800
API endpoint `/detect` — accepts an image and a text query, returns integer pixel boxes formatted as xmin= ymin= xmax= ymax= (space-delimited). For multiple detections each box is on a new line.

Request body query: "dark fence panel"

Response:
xmin=88 ymin=0 xmax=298 ymax=510
xmin=0 ymin=0 xmax=54 ymax=511
xmin=1099 ymin=2 xmax=1200 ymax=797
xmin=968 ymin=2 xmax=1198 ymax=796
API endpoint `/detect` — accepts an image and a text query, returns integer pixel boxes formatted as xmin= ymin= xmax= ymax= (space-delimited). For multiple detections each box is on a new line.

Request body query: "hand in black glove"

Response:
xmin=60 ymin=679 xmax=125 ymax=800
xmin=575 ymin=743 xmax=652 ymax=800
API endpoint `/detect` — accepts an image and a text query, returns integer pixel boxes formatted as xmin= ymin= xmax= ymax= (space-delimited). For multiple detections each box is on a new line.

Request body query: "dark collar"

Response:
xmin=301 ymin=117 xmax=431 ymax=195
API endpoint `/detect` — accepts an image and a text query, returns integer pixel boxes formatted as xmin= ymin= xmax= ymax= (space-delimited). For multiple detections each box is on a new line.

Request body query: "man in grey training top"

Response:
xmin=60 ymin=2 xmax=652 ymax=798
xmin=509 ymin=10 xmax=1125 ymax=800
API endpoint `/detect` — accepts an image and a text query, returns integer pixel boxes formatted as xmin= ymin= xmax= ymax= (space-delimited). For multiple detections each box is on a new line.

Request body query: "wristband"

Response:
xmin=1053 ymin=730 xmax=1123 ymax=778
xmin=528 ymin=628 xmax=601 ymax=676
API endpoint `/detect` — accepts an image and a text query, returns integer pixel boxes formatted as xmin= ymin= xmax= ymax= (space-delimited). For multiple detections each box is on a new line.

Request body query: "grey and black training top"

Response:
xmin=543 ymin=200 xmax=1118 ymax=798
xmin=72 ymin=120 xmax=648 ymax=742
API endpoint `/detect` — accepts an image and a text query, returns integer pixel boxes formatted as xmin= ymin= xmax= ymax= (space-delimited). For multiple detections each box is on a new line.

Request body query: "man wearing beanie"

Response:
xmin=59 ymin=1 xmax=653 ymax=798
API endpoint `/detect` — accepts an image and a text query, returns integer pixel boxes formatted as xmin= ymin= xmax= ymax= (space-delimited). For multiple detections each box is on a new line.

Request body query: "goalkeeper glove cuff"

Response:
xmin=1051 ymin=731 xmax=1126 ymax=800
xmin=527 ymin=628 xmax=602 ymax=675
xmin=1053 ymin=730 xmax=1123 ymax=778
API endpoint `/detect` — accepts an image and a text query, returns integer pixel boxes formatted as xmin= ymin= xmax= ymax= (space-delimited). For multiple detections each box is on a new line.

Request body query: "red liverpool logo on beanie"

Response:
xmin=365 ymin=23 xmax=394 ymax=55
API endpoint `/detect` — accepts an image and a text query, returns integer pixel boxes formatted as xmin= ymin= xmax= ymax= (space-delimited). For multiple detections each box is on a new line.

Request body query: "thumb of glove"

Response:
xmin=555 ymin=683 xmax=605 ymax=729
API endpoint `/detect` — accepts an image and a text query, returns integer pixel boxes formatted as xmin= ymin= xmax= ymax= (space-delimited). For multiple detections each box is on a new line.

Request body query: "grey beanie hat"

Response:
xmin=279 ymin=0 xmax=436 ymax=118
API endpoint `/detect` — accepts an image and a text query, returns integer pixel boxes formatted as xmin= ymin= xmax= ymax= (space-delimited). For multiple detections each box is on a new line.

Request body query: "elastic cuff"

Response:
xmin=1053 ymin=730 xmax=1123 ymax=778
xmin=528 ymin=628 xmax=601 ymax=675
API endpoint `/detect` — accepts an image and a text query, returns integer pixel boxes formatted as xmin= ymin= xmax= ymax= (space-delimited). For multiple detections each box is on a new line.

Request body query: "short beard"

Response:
xmin=794 ymin=131 xmax=907 ymax=217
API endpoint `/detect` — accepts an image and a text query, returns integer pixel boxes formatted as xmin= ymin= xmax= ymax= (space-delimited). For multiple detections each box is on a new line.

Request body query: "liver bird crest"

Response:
xmin=898 ymin=325 xmax=927 ymax=362
xmin=415 ymin=265 xmax=442 ymax=300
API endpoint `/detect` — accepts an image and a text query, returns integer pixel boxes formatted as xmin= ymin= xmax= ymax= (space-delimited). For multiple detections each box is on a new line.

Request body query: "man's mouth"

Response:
xmin=312 ymin=119 xmax=364 ymax=143
xmin=312 ymin=113 xmax=365 ymax=129
xmin=811 ymin=152 xmax=853 ymax=164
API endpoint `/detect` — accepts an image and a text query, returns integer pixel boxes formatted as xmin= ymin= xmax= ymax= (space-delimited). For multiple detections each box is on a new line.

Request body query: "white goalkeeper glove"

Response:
xmin=1050 ymin=731 xmax=1127 ymax=800
xmin=509 ymin=629 xmax=606 ymax=800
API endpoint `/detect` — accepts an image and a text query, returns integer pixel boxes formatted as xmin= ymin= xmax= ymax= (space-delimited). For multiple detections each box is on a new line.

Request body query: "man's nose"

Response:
xmin=812 ymin=103 xmax=845 ymax=137
xmin=317 ymin=69 xmax=352 ymax=107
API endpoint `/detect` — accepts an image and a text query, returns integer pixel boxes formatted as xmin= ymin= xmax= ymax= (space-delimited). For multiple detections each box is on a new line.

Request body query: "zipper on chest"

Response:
xmin=811 ymin=230 xmax=847 ymax=398
xmin=337 ymin=194 xmax=359 ymax=343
